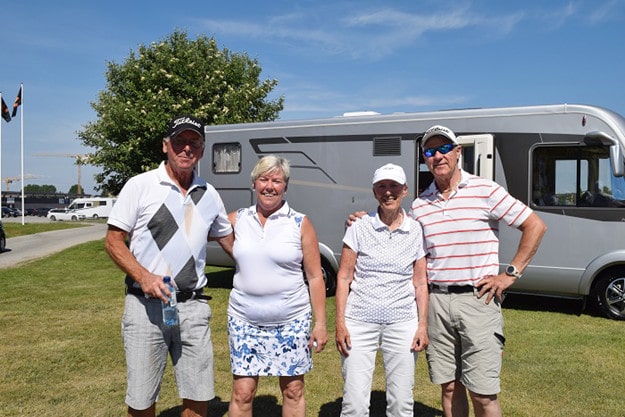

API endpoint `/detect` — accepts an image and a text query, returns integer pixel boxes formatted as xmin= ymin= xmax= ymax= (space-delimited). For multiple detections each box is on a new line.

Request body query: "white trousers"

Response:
xmin=340 ymin=316 xmax=419 ymax=417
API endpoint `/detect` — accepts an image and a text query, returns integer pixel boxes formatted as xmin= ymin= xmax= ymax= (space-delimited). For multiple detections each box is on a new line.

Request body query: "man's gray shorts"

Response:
xmin=426 ymin=287 xmax=505 ymax=396
xmin=122 ymin=294 xmax=214 ymax=410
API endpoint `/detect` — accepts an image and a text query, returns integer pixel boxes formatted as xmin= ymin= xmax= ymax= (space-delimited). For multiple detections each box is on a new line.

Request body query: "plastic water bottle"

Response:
xmin=162 ymin=276 xmax=179 ymax=326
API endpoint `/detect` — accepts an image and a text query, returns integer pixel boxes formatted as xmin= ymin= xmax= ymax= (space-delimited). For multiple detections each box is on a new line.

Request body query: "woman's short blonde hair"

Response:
xmin=251 ymin=155 xmax=291 ymax=183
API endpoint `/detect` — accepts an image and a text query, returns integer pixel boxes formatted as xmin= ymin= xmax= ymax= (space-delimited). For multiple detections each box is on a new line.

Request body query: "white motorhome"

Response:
xmin=67 ymin=197 xmax=116 ymax=219
xmin=200 ymin=104 xmax=625 ymax=320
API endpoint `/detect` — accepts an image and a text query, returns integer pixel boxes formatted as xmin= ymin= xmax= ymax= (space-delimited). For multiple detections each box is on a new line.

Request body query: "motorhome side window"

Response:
xmin=213 ymin=143 xmax=241 ymax=173
xmin=532 ymin=145 xmax=625 ymax=207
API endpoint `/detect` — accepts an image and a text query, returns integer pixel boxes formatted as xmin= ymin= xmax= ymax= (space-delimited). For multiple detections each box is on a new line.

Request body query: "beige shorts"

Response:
xmin=122 ymin=294 xmax=215 ymax=410
xmin=425 ymin=288 xmax=505 ymax=395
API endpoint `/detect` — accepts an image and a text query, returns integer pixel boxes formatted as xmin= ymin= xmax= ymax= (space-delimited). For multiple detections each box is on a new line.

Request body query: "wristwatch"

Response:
xmin=505 ymin=264 xmax=522 ymax=279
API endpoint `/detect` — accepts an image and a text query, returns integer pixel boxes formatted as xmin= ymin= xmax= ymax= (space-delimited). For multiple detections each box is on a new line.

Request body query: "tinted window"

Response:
xmin=532 ymin=145 xmax=625 ymax=207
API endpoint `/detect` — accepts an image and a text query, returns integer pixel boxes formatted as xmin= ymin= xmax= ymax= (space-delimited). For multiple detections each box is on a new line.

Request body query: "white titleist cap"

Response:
xmin=422 ymin=125 xmax=458 ymax=148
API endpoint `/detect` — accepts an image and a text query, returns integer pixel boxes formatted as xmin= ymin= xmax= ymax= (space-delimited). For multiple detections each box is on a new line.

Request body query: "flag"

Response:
xmin=1 ymin=97 xmax=11 ymax=122
xmin=11 ymin=86 xmax=22 ymax=117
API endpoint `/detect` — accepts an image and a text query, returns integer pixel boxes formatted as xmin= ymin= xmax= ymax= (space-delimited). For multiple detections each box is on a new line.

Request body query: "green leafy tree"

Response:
xmin=78 ymin=30 xmax=284 ymax=194
xmin=68 ymin=184 xmax=84 ymax=195
xmin=24 ymin=184 xmax=57 ymax=193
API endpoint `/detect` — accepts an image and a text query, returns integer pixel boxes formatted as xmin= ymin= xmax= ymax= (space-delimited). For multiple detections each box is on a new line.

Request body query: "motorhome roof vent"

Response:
xmin=342 ymin=111 xmax=380 ymax=117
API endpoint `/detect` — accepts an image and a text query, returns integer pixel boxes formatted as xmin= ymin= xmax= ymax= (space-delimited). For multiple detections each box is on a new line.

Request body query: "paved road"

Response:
xmin=0 ymin=220 xmax=108 ymax=269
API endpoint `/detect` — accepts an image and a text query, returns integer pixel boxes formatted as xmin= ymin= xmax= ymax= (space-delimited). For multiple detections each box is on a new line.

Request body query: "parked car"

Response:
xmin=1 ymin=207 xmax=16 ymax=218
xmin=0 ymin=219 xmax=5 ymax=252
xmin=37 ymin=207 xmax=51 ymax=217
xmin=47 ymin=208 xmax=85 ymax=221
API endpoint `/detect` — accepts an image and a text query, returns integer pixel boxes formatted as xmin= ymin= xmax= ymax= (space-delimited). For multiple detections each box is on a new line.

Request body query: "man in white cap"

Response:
xmin=336 ymin=163 xmax=429 ymax=417
xmin=106 ymin=115 xmax=234 ymax=417
xmin=411 ymin=125 xmax=546 ymax=417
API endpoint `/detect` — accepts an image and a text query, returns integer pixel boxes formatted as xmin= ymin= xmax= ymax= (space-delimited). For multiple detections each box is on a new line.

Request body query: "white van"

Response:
xmin=67 ymin=197 xmax=116 ymax=219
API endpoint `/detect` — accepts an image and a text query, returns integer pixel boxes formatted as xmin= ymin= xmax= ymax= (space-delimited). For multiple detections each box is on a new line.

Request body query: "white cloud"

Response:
xmin=197 ymin=5 xmax=526 ymax=60
xmin=588 ymin=0 xmax=624 ymax=24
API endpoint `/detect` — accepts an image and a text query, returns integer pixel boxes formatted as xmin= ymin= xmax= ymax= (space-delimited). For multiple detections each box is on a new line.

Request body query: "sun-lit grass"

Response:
xmin=2 ymin=221 xmax=88 ymax=237
xmin=1 ymin=239 xmax=624 ymax=416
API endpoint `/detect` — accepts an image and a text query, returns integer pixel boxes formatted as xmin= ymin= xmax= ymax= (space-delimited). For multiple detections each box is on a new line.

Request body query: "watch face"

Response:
xmin=506 ymin=265 xmax=517 ymax=275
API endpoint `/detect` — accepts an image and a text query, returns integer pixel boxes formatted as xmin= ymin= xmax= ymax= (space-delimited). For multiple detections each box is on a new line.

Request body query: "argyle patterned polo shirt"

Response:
xmin=108 ymin=162 xmax=232 ymax=291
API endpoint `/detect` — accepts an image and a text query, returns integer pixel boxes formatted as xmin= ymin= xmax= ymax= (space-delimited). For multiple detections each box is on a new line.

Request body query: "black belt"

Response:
xmin=429 ymin=283 xmax=475 ymax=294
xmin=125 ymin=286 xmax=211 ymax=302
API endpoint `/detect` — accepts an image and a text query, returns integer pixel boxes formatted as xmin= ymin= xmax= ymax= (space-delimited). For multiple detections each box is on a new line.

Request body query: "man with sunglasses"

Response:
xmin=412 ymin=125 xmax=546 ymax=417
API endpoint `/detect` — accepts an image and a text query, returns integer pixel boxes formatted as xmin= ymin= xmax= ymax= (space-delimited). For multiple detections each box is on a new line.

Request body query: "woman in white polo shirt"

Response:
xmin=335 ymin=163 xmax=429 ymax=417
xmin=226 ymin=155 xmax=328 ymax=417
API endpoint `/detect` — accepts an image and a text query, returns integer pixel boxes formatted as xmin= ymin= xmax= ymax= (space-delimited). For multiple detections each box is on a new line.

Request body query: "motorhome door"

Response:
xmin=456 ymin=134 xmax=494 ymax=180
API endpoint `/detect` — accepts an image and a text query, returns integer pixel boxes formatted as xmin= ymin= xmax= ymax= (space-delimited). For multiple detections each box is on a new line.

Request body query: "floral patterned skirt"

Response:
xmin=228 ymin=312 xmax=312 ymax=376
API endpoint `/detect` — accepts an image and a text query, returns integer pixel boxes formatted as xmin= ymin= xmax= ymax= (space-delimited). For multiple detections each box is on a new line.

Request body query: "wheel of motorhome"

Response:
xmin=590 ymin=270 xmax=625 ymax=320
xmin=321 ymin=257 xmax=337 ymax=296
xmin=303 ymin=257 xmax=337 ymax=297
xmin=92 ymin=214 xmax=99 ymax=219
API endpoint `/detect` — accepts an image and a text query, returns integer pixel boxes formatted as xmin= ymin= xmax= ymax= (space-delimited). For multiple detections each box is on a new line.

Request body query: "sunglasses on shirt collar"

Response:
xmin=423 ymin=143 xmax=457 ymax=158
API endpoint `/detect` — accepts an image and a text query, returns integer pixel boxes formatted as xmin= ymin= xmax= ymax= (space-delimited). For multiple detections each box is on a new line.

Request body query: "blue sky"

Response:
xmin=1 ymin=0 xmax=624 ymax=195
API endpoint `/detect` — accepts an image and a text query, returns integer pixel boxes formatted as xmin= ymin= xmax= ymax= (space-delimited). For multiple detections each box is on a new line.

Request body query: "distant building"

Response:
xmin=1 ymin=191 xmax=95 ymax=211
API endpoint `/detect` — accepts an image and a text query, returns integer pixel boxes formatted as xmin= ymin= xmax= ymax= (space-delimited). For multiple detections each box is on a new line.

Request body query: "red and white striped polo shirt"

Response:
xmin=409 ymin=170 xmax=532 ymax=286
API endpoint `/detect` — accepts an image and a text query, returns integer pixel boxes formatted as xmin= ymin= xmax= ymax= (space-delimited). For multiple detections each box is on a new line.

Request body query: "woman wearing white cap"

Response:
xmin=335 ymin=163 xmax=429 ymax=417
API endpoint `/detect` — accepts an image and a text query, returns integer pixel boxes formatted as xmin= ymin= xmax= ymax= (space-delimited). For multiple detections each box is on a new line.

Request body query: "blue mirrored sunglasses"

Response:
xmin=423 ymin=143 xmax=457 ymax=158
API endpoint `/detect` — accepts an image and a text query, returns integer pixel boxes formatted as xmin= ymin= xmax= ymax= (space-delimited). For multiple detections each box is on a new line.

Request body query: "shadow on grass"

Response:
xmin=319 ymin=391 xmax=440 ymax=417
xmin=157 ymin=391 xmax=441 ymax=417
xmin=206 ymin=268 xmax=235 ymax=289
xmin=501 ymin=293 xmax=601 ymax=317
xmin=157 ymin=395 xmax=279 ymax=417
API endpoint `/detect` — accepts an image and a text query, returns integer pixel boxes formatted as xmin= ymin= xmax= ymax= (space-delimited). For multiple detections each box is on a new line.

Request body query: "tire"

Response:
xmin=303 ymin=257 xmax=337 ymax=297
xmin=321 ymin=257 xmax=337 ymax=297
xmin=92 ymin=214 xmax=99 ymax=219
xmin=590 ymin=269 xmax=625 ymax=320
xmin=0 ymin=235 xmax=5 ymax=251
xmin=50 ymin=216 xmax=56 ymax=221
xmin=71 ymin=216 xmax=78 ymax=221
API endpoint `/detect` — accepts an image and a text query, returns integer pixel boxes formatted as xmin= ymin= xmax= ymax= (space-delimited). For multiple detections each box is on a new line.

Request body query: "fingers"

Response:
xmin=142 ymin=275 xmax=169 ymax=303
xmin=335 ymin=337 xmax=351 ymax=356
xmin=413 ymin=341 xmax=427 ymax=352
xmin=310 ymin=337 xmax=328 ymax=353
xmin=412 ymin=329 xmax=429 ymax=352
xmin=477 ymin=274 xmax=508 ymax=303
xmin=478 ymin=285 xmax=497 ymax=304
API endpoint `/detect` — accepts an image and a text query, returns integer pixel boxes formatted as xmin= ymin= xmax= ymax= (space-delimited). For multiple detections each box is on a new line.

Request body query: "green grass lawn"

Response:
xmin=2 ymin=221 xmax=88 ymax=238
xmin=1 ymin=238 xmax=623 ymax=416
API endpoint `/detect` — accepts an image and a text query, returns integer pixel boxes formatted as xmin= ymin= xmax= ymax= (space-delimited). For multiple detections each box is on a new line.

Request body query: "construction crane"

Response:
xmin=3 ymin=174 xmax=40 ymax=191
xmin=34 ymin=153 xmax=91 ymax=195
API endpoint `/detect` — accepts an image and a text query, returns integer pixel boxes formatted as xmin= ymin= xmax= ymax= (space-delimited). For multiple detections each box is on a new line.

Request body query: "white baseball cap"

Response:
xmin=421 ymin=125 xmax=458 ymax=148
xmin=372 ymin=163 xmax=407 ymax=185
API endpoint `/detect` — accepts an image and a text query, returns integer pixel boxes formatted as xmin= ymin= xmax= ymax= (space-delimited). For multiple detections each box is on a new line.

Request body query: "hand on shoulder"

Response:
xmin=345 ymin=210 xmax=367 ymax=228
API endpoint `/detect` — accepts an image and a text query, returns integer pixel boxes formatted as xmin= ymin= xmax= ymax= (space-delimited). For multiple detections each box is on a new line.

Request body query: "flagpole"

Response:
xmin=20 ymin=83 xmax=24 ymax=225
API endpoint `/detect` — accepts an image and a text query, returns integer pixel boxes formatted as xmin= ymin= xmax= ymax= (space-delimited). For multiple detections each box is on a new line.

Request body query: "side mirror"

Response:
xmin=584 ymin=131 xmax=625 ymax=177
